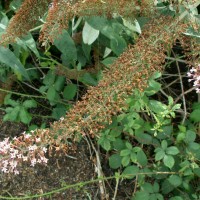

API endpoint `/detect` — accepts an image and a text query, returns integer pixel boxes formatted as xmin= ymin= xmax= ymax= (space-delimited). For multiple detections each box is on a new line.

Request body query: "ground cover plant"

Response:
xmin=0 ymin=0 xmax=200 ymax=199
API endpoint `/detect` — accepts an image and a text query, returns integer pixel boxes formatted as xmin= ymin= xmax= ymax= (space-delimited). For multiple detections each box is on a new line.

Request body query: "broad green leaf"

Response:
xmin=23 ymin=100 xmax=37 ymax=108
xmin=19 ymin=107 xmax=32 ymax=124
xmin=86 ymin=16 xmax=108 ymax=30
xmin=121 ymin=156 xmax=130 ymax=167
xmin=47 ymin=86 xmax=57 ymax=102
xmin=20 ymin=33 xmax=40 ymax=58
xmin=163 ymin=155 xmax=174 ymax=169
xmin=101 ymin=57 xmax=117 ymax=68
xmin=161 ymin=179 xmax=175 ymax=194
xmin=52 ymin=104 xmax=68 ymax=120
xmin=155 ymin=150 xmax=165 ymax=161
xmin=145 ymin=79 xmax=161 ymax=96
xmin=137 ymin=150 xmax=148 ymax=166
xmin=109 ymin=154 xmax=122 ymax=169
xmin=161 ymin=140 xmax=168 ymax=150
xmin=54 ymin=76 xmax=65 ymax=92
xmin=83 ymin=22 xmax=99 ymax=45
xmin=0 ymin=46 xmax=29 ymax=80
xmin=120 ymin=149 xmax=131 ymax=156
xmin=169 ymin=197 xmax=183 ymax=200
xmin=110 ymin=36 xmax=127 ymax=56
xmin=168 ymin=175 xmax=182 ymax=187
xmin=54 ymin=30 xmax=77 ymax=62
xmin=113 ymin=139 xmax=126 ymax=151
xmin=79 ymin=72 xmax=98 ymax=86
xmin=134 ymin=191 xmax=149 ymax=200
xmin=149 ymin=100 xmax=166 ymax=114
xmin=184 ymin=130 xmax=196 ymax=143
xmin=122 ymin=165 xmax=139 ymax=179
xmin=43 ymin=70 xmax=56 ymax=86
xmin=63 ymin=84 xmax=77 ymax=100
xmin=122 ymin=19 xmax=141 ymax=34
xmin=166 ymin=146 xmax=179 ymax=155
xmin=190 ymin=109 xmax=200 ymax=122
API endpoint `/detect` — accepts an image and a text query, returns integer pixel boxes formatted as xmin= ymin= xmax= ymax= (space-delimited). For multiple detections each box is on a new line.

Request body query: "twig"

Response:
xmin=87 ymin=136 xmax=108 ymax=200
xmin=112 ymin=172 xmax=120 ymax=200
xmin=174 ymin=87 xmax=195 ymax=104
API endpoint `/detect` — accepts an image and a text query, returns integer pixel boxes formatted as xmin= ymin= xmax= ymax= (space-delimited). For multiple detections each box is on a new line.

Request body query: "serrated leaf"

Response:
xmin=137 ymin=150 xmax=147 ymax=166
xmin=47 ymin=86 xmax=57 ymax=102
xmin=63 ymin=84 xmax=77 ymax=100
xmin=134 ymin=191 xmax=149 ymax=200
xmin=19 ymin=108 xmax=32 ymax=124
xmin=122 ymin=165 xmax=139 ymax=179
xmin=109 ymin=154 xmax=122 ymax=169
xmin=155 ymin=150 xmax=165 ymax=161
xmin=166 ymin=146 xmax=179 ymax=155
xmin=121 ymin=156 xmax=130 ymax=167
xmin=120 ymin=149 xmax=131 ymax=156
xmin=163 ymin=155 xmax=174 ymax=169
xmin=168 ymin=175 xmax=182 ymax=187
xmin=54 ymin=76 xmax=65 ymax=92
xmin=190 ymin=109 xmax=200 ymax=122
xmin=23 ymin=100 xmax=37 ymax=108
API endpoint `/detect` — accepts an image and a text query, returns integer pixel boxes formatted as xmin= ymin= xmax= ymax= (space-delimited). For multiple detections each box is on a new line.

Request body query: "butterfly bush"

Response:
xmin=187 ymin=64 xmax=200 ymax=93
xmin=0 ymin=132 xmax=48 ymax=174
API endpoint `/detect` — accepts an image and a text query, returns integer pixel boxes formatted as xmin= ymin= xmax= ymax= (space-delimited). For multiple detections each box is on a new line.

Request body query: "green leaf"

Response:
xmin=23 ymin=100 xmax=37 ymax=108
xmin=190 ymin=109 xmax=200 ymax=122
xmin=184 ymin=130 xmax=196 ymax=143
xmin=63 ymin=84 xmax=77 ymax=100
xmin=169 ymin=197 xmax=184 ymax=200
xmin=135 ymin=133 xmax=153 ymax=144
xmin=130 ymin=152 xmax=137 ymax=163
xmin=21 ymin=33 xmax=40 ymax=58
xmin=155 ymin=149 xmax=165 ymax=161
xmin=52 ymin=104 xmax=68 ymax=120
xmin=137 ymin=150 xmax=148 ymax=166
xmin=101 ymin=57 xmax=117 ymax=68
xmin=19 ymin=107 xmax=32 ymax=124
xmin=54 ymin=30 xmax=77 ymax=62
xmin=47 ymin=86 xmax=57 ymax=102
xmin=121 ymin=156 xmax=130 ymax=167
xmin=134 ymin=191 xmax=149 ymax=200
xmin=110 ymin=36 xmax=127 ymax=56
xmin=161 ymin=179 xmax=175 ymax=194
xmin=86 ymin=16 xmax=108 ymax=30
xmin=145 ymin=79 xmax=161 ymax=96
xmin=0 ymin=46 xmax=29 ymax=80
xmin=79 ymin=72 xmax=98 ymax=86
xmin=120 ymin=149 xmax=131 ymax=156
xmin=113 ymin=139 xmax=126 ymax=151
xmin=109 ymin=154 xmax=122 ymax=169
xmin=98 ymin=137 xmax=111 ymax=151
xmin=126 ymin=142 xmax=133 ymax=150
xmin=43 ymin=70 xmax=56 ymax=86
xmin=161 ymin=140 xmax=168 ymax=150
xmin=82 ymin=22 xmax=100 ymax=45
xmin=163 ymin=155 xmax=175 ymax=169
xmin=166 ymin=146 xmax=179 ymax=155
xmin=54 ymin=76 xmax=65 ymax=92
xmin=168 ymin=175 xmax=182 ymax=187
xmin=122 ymin=165 xmax=139 ymax=179
xmin=149 ymin=100 xmax=166 ymax=114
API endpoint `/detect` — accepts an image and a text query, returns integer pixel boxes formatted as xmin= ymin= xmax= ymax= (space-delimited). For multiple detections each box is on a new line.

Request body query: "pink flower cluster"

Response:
xmin=0 ymin=132 xmax=48 ymax=175
xmin=187 ymin=64 xmax=200 ymax=93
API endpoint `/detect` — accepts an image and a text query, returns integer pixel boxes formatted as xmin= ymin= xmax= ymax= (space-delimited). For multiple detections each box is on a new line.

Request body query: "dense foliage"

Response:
xmin=0 ymin=0 xmax=200 ymax=199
